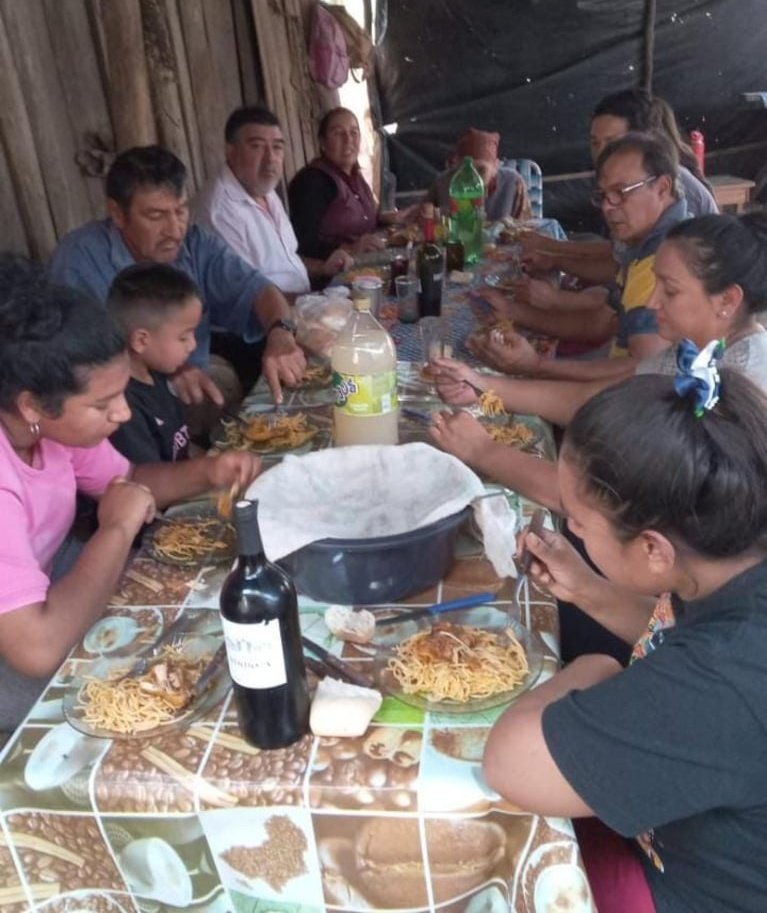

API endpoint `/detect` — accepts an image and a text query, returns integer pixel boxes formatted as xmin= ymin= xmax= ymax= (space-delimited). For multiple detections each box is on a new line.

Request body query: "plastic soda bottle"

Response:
xmin=448 ymin=156 xmax=485 ymax=265
xmin=331 ymin=294 xmax=399 ymax=446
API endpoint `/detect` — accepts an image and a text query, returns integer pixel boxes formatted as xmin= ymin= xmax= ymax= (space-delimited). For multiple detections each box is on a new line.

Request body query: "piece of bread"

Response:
xmin=324 ymin=605 xmax=375 ymax=644
xmin=309 ymin=677 xmax=383 ymax=738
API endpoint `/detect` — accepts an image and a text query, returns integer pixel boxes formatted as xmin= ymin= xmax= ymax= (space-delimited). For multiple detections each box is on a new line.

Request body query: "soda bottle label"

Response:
xmin=221 ymin=617 xmax=287 ymax=689
xmin=332 ymin=370 xmax=398 ymax=416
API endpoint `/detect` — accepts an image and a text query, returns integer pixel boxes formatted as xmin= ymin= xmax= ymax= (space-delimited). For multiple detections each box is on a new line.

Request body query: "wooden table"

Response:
xmin=709 ymin=174 xmax=756 ymax=213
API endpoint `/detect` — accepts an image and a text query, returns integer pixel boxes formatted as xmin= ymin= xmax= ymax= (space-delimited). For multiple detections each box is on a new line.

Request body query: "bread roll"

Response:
xmin=324 ymin=605 xmax=375 ymax=644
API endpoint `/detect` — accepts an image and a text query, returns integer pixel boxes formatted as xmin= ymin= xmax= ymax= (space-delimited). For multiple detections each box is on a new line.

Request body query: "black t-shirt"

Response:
xmin=110 ymin=372 xmax=190 ymax=464
xmin=543 ymin=559 xmax=767 ymax=913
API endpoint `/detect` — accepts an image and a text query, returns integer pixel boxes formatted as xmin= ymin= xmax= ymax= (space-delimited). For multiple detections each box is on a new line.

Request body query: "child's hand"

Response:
xmin=98 ymin=477 xmax=156 ymax=535
xmin=206 ymin=451 xmax=262 ymax=494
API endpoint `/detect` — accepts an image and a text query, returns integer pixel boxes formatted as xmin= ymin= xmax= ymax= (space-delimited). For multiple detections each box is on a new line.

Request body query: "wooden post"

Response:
xmin=1 ymin=0 xmax=97 ymax=236
xmin=100 ymin=0 xmax=156 ymax=150
xmin=0 ymin=4 xmax=62 ymax=257
xmin=162 ymin=0 xmax=205 ymax=190
xmin=43 ymin=0 xmax=114 ymax=217
xmin=178 ymin=0 xmax=228 ymax=180
xmin=140 ymin=0 xmax=194 ymax=186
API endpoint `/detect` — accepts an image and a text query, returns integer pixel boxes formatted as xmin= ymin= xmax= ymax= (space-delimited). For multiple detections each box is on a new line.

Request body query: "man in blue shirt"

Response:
xmin=49 ymin=145 xmax=305 ymax=406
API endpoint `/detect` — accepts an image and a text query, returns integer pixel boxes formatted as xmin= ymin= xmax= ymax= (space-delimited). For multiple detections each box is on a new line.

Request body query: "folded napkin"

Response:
xmin=245 ymin=443 xmax=517 ymax=578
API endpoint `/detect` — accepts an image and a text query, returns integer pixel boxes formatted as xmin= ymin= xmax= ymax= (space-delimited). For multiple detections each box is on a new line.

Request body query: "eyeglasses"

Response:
xmin=591 ymin=176 xmax=658 ymax=208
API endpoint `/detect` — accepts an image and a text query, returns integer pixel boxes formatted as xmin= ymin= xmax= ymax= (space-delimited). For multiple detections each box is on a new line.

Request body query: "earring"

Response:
xmin=717 ymin=310 xmax=729 ymax=319
xmin=29 ymin=422 xmax=40 ymax=440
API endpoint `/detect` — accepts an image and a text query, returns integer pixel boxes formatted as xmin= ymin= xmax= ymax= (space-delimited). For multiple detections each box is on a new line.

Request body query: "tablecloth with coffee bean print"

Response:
xmin=0 ymin=490 xmax=595 ymax=913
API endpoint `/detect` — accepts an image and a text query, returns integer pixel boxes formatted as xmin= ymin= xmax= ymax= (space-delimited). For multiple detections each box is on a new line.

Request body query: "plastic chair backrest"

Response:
xmin=504 ymin=157 xmax=543 ymax=218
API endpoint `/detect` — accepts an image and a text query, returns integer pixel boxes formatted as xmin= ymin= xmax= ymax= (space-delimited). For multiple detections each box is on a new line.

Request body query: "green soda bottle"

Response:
xmin=448 ymin=157 xmax=485 ymax=265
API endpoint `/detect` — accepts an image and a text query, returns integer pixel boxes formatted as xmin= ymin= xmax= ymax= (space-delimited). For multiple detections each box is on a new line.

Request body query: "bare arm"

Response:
xmin=483 ymin=654 xmax=621 ymax=816
xmin=431 ymin=356 xmax=613 ymax=427
xmin=250 ymin=285 xmax=307 ymax=402
xmin=0 ymin=480 xmax=155 ymax=677
xmin=131 ymin=451 xmax=260 ymax=510
xmin=429 ymin=412 xmax=563 ymax=510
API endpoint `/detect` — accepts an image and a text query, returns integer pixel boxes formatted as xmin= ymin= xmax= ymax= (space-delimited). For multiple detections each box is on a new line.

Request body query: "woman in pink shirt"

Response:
xmin=0 ymin=257 xmax=260 ymax=731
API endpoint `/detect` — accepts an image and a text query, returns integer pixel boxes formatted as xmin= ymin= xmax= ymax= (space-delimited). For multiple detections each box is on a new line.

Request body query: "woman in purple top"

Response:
xmin=288 ymin=108 xmax=416 ymax=261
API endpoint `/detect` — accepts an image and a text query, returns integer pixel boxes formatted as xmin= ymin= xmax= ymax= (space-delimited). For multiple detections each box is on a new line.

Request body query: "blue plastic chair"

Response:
xmin=503 ymin=157 xmax=544 ymax=218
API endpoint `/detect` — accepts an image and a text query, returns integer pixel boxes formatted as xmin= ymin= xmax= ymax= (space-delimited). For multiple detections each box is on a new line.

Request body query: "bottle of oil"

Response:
xmin=331 ymin=294 xmax=398 ymax=446
xmin=219 ymin=499 xmax=310 ymax=749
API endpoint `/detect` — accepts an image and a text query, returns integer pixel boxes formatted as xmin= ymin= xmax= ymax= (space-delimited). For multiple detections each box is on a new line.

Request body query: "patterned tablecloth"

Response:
xmin=0 ymin=263 xmax=595 ymax=913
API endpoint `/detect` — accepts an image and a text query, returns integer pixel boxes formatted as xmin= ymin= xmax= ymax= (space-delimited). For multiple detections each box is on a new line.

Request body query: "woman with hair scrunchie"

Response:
xmin=484 ymin=362 xmax=767 ymax=913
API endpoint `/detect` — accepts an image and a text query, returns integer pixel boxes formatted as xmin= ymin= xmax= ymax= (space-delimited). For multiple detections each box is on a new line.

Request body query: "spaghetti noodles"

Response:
xmin=220 ymin=413 xmax=317 ymax=453
xmin=152 ymin=518 xmax=234 ymax=563
xmin=486 ymin=422 xmax=536 ymax=447
xmin=77 ymin=646 xmax=210 ymax=734
xmin=387 ymin=621 xmax=529 ymax=703
xmin=479 ymin=390 xmax=506 ymax=417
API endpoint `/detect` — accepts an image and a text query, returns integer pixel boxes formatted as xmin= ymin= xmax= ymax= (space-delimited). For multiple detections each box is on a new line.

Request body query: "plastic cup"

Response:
xmin=352 ymin=276 xmax=383 ymax=317
xmin=395 ymin=275 xmax=419 ymax=323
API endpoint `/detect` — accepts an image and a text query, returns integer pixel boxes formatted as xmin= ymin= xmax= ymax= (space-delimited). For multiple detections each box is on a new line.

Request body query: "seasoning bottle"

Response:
xmin=219 ymin=499 xmax=309 ymax=749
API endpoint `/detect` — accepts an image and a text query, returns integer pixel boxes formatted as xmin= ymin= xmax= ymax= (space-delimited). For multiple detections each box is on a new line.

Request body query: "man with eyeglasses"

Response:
xmin=473 ymin=132 xmax=686 ymax=380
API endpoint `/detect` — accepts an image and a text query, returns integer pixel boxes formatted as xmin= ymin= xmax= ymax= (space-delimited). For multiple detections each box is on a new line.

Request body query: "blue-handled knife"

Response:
xmin=376 ymin=591 xmax=495 ymax=627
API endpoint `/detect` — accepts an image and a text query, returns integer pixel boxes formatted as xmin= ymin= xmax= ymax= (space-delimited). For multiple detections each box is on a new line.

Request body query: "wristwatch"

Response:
xmin=267 ymin=317 xmax=297 ymax=337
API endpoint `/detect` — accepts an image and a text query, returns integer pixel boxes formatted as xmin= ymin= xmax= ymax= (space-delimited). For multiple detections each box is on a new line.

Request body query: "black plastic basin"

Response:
xmin=278 ymin=507 xmax=471 ymax=605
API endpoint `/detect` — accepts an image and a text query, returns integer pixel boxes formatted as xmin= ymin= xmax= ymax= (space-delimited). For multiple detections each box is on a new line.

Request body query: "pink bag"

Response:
xmin=308 ymin=3 xmax=350 ymax=89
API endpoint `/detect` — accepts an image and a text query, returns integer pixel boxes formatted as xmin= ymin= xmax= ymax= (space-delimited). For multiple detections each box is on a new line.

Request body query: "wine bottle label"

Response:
xmin=332 ymin=370 xmax=398 ymax=416
xmin=221 ymin=617 xmax=287 ymax=689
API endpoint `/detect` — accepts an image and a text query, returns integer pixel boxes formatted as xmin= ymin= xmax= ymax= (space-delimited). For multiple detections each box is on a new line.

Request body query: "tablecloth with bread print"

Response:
xmin=0 ymin=495 xmax=594 ymax=913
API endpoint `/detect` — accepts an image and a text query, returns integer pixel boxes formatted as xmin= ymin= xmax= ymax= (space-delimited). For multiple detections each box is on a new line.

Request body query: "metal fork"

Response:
xmin=511 ymin=508 xmax=546 ymax=627
xmin=116 ymin=615 xmax=189 ymax=681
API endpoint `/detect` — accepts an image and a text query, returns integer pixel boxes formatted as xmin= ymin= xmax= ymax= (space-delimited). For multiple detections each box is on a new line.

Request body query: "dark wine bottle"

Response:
xmin=417 ymin=203 xmax=444 ymax=318
xmin=219 ymin=499 xmax=309 ymax=749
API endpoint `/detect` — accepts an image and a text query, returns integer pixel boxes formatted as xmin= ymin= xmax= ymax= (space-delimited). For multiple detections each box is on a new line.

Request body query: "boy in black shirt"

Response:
xmin=108 ymin=264 xmax=201 ymax=463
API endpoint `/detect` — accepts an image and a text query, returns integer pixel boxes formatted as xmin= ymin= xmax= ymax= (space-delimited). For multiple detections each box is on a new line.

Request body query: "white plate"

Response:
xmin=83 ymin=616 xmax=139 ymax=654
xmin=24 ymin=723 xmax=105 ymax=791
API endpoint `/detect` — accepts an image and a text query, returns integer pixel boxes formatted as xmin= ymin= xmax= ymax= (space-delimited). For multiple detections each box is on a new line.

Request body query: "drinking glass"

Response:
xmin=395 ymin=276 xmax=419 ymax=323
xmin=419 ymin=316 xmax=452 ymax=367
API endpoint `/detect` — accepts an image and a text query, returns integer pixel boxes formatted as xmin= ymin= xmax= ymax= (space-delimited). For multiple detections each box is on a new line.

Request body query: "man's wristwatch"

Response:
xmin=267 ymin=317 xmax=297 ymax=337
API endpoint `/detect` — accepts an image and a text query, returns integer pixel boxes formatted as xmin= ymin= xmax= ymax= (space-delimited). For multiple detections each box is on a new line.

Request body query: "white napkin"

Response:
xmin=245 ymin=442 xmax=517 ymax=577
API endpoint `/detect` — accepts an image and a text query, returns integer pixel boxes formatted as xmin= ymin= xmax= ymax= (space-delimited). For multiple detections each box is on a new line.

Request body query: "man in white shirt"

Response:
xmin=194 ymin=106 xmax=351 ymax=294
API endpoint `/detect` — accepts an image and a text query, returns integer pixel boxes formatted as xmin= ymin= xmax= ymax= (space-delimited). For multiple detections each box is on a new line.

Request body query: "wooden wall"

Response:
xmin=0 ymin=0 xmax=332 ymax=261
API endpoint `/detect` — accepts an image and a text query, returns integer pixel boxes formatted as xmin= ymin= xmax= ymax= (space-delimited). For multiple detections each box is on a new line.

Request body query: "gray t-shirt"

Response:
xmin=678 ymin=166 xmax=719 ymax=217
xmin=635 ymin=328 xmax=767 ymax=390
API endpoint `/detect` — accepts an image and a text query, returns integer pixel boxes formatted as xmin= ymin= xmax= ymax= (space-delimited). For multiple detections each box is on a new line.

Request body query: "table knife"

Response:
xmin=376 ymin=590 xmax=496 ymax=627
xmin=192 ymin=643 xmax=229 ymax=699
xmin=301 ymin=636 xmax=374 ymax=688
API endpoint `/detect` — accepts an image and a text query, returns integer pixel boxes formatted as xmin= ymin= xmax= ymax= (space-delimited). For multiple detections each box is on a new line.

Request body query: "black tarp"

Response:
xmin=374 ymin=0 xmax=767 ymax=229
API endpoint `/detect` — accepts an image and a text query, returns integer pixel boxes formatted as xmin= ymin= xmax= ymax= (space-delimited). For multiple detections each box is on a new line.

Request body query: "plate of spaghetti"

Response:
xmin=63 ymin=635 xmax=231 ymax=739
xmin=214 ymin=410 xmax=321 ymax=455
xmin=373 ymin=610 xmax=543 ymax=713
xmin=286 ymin=359 xmax=332 ymax=391
xmin=145 ymin=503 xmax=236 ymax=567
